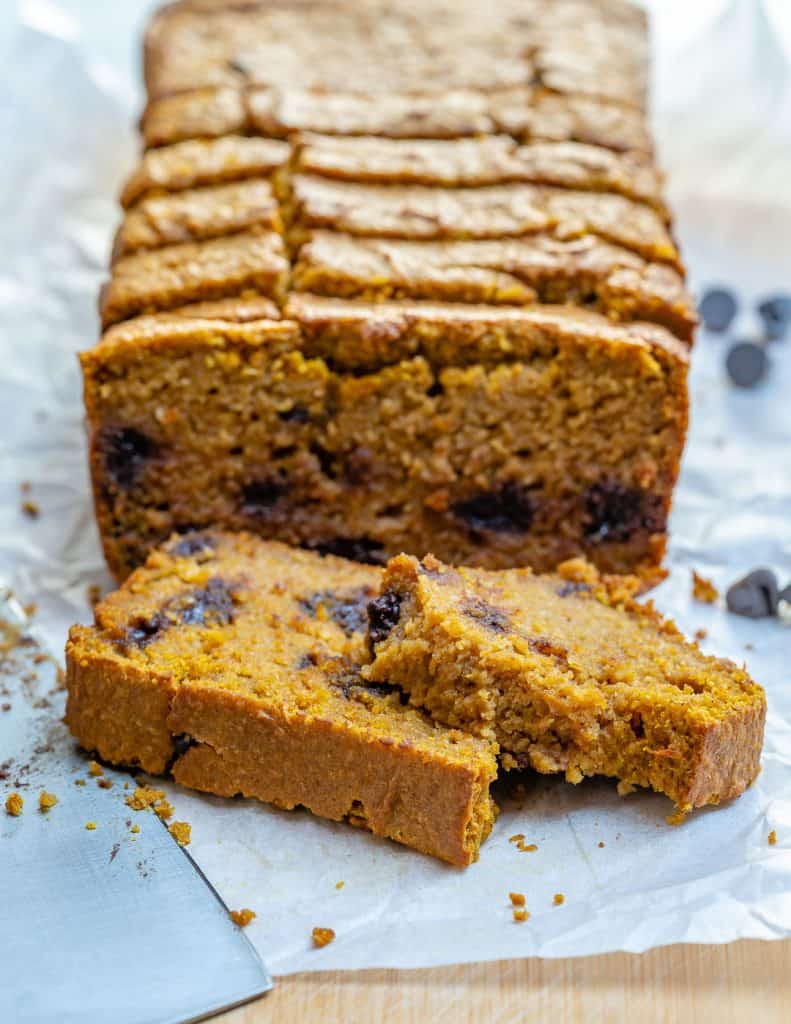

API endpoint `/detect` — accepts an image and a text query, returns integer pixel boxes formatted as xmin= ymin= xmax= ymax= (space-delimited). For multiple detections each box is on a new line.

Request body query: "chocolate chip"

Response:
xmin=311 ymin=537 xmax=386 ymax=565
xmin=584 ymin=481 xmax=663 ymax=543
xmin=699 ymin=288 xmax=738 ymax=332
xmin=168 ymin=532 xmax=216 ymax=558
xmin=452 ymin=483 xmax=534 ymax=534
xmin=241 ymin=477 xmax=288 ymax=516
xmin=100 ymin=427 xmax=155 ymax=489
xmin=726 ymin=341 xmax=767 ymax=388
xmin=367 ymin=590 xmax=403 ymax=650
xmin=461 ymin=595 xmax=511 ymax=634
xmin=278 ymin=405 xmax=310 ymax=423
xmin=123 ymin=577 xmax=238 ymax=647
xmin=299 ymin=587 xmax=374 ymax=636
xmin=165 ymin=732 xmax=198 ymax=772
xmin=725 ymin=569 xmax=779 ymax=618
xmin=757 ymin=295 xmax=791 ymax=341
xmin=557 ymin=581 xmax=592 ymax=598
xmin=331 ymin=667 xmax=400 ymax=702
xmin=630 ymin=711 xmax=645 ymax=739
xmin=178 ymin=577 xmax=237 ymax=627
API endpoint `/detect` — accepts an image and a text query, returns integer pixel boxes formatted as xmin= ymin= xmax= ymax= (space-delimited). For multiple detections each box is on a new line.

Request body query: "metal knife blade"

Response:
xmin=0 ymin=589 xmax=273 ymax=1024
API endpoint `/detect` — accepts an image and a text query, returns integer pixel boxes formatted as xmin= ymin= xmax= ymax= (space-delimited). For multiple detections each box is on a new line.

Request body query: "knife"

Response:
xmin=0 ymin=589 xmax=273 ymax=1024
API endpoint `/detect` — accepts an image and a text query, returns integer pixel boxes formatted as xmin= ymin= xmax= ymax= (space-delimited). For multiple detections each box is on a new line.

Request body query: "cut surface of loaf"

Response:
xmin=364 ymin=554 xmax=766 ymax=811
xmin=84 ymin=0 xmax=694 ymax=582
xmin=65 ymin=532 xmax=498 ymax=866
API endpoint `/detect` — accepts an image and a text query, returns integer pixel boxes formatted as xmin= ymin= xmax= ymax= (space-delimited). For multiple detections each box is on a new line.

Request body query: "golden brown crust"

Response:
xmin=121 ymin=136 xmax=290 ymax=207
xmin=65 ymin=532 xmax=497 ymax=866
xmin=365 ymin=553 xmax=766 ymax=810
xmin=100 ymin=231 xmax=289 ymax=327
xmin=293 ymin=135 xmax=666 ymax=211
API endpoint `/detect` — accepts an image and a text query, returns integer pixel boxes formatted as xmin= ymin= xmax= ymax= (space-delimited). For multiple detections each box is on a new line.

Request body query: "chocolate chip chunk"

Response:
xmin=452 ymin=483 xmax=534 ymax=534
xmin=299 ymin=587 xmax=374 ymax=636
xmin=699 ymin=288 xmax=738 ymax=332
xmin=461 ymin=595 xmax=510 ymax=634
xmin=726 ymin=569 xmax=779 ymax=618
xmin=726 ymin=341 xmax=767 ymax=388
xmin=178 ymin=577 xmax=237 ymax=627
xmin=557 ymin=581 xmax=592 ymax=598
xmin=584 ymin=481 xmax=663 ymax=543
xmin=171 ymin=733 xmax=197 ymax=759
xmin=124 ymin=577 xmax=238 ymax=647
xmin=101 ymin=427 xmax=155 ymax=489
xmin=757 ymin=295 xmax=791 ymax=341
xmin=278 ymin=405 xmax=310 ymax=423
xmin=311 ymin=537 xmax=386 ymax=565
xmin=241 ymin=477 xmax=288 ymax=516
xmin=169 ymin=532 xmax=217 ymax=558
xmin=331 ymin=667 xmax=400 ymax=702
xmin=367 ymin=590 xmax=403 ymax=650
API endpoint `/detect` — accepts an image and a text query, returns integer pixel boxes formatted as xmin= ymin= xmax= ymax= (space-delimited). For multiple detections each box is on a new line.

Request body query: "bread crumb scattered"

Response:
xmin=312 ymin=927 xmax=335 ymax=948
xmin=125 ymin=785 xmax=165 ymax=811
xmin=74 ymin=778 xmax=86 ymax=786
xmin=85 ymin=821 xmax=96 ymax=830
xmin=154 ymin=799 xmax=174 ymax=821
xmin=335 ymin=881 xmax=345 ymax=890
xmin=509 ymin=833 xmax=525 ymax=843
xmin=513 ymin=908 xmax=530 ymax=923
xmin=97 ymin=778 xmax=113 ymax=790
xmin=230 ymin=908 xmax=256 ymax=927
xmin=130 ymin=824 xmax=140 ymax=834
xmin=21 ymin=500 xmax=40 ymax=519
xmin=692 ymin=571 xmax=718 ymax=604
xmin=769 ymin=830 xmax=777 ymax=846
xmin=598 ymin=841 xmax=605 ymax=849
xmin=553 ymin=893 xmax=565 ymax=906
xmin=39 ymin=791 xmax=58 ymax=811
xmin=168 ymin=821 xmax=191 ymax=845
xmin=5 ymin=792 xmax=23 ymax=816
xmin=88 ymin=760 xmax=103 ymax=777
xmin=694 ymin=628 xmax=708 ymax=642
xmin=509 ymin=892 xmax=526 ymax=907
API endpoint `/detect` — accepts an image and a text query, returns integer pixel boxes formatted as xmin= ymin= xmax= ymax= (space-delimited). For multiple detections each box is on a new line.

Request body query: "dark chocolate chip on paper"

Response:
xmin=699 ymin=288 xmax=738 ymax=332
xmin=726 ymin=341 xmax=767 ymax=388
xmin=725 ymin=569 xmax=779 ymax=619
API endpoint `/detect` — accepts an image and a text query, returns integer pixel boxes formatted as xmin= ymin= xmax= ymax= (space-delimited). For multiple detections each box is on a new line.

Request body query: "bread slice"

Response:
xmin=364 ymin=554 xmax=766 ymax=811
xmin=66 ymin=532 xmax=497 ymax=866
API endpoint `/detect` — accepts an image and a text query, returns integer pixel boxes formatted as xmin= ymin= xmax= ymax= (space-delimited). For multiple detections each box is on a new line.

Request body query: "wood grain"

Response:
xmin=217 ymin=940 xmax=791 ymax=1022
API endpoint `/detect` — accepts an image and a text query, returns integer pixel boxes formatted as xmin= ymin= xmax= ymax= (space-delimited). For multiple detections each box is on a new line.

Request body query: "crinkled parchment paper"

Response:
xmin=1 ymin=0 xmax=790 ymax=975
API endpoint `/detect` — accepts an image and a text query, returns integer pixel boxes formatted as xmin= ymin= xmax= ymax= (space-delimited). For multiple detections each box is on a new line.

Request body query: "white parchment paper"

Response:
xmin=1 ymin=0 xmax=790 ymax=975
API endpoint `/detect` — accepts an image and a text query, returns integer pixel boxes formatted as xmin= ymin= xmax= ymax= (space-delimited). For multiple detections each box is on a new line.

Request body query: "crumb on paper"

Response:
xmin=769 ymin=830 xmax=777 ymax=846
xmin=553 ymin=893 xmax=565 ymax=906
xmin=509 ymin=892 xmax=526 ymax=907
xmin=39 ymin=791 xmax=57 ymax=811
xmin=692 ymin=571 xmax=719 ymax=604
xmin=513 ymin=908 xmax=529 ymax=923
xmin=168 ymin=821 xmax=191 ymax=845
xmin=97 ymin=778 xmax=113 ymax=790
xmin=21 ymin=500 xmax=40 ymax=519
xmin=5 ymin=792 xmax=23 ymax=816
xmin=666 ymin=809 xmax=687 ymax=826
xmin=745 ymin=643 xmax=754 ymax=652
xmin=130 ymin=823 xmax=140 ymax=834
xmin=74 ymin=778 xmax=86 ymax=786
xmin=154 ymin=799 xmax=174 ymax=821
xmin=125 ymin=785 xmax=165 ymax=811
xmin=312 ymin=927 xmax=335 ymax=948
xmin=335 ymin=881 xmax=345 ymax=890
xmin=598 ymin=841 xmax=605 ymax=848
xmin=509 ymin=833 xmax=525 ymax=843
xmin=694 ymin=628 xmax=708 ymax=642
xmin=230 ymin=908 xmax=257 ymax=928
xmin=85 ymin=821 xmax=96 ymax=830
xmin=88 ymin=760 xmax=103 ymax=777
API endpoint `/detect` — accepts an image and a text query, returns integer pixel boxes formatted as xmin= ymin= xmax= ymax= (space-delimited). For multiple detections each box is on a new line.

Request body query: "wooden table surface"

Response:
xmin=219 ymin=940 xmax=790 ymax=1022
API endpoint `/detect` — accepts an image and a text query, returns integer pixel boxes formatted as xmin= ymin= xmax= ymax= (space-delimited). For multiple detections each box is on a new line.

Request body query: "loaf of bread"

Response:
xmin=84 ymin=0 xmax=693 ymax=581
